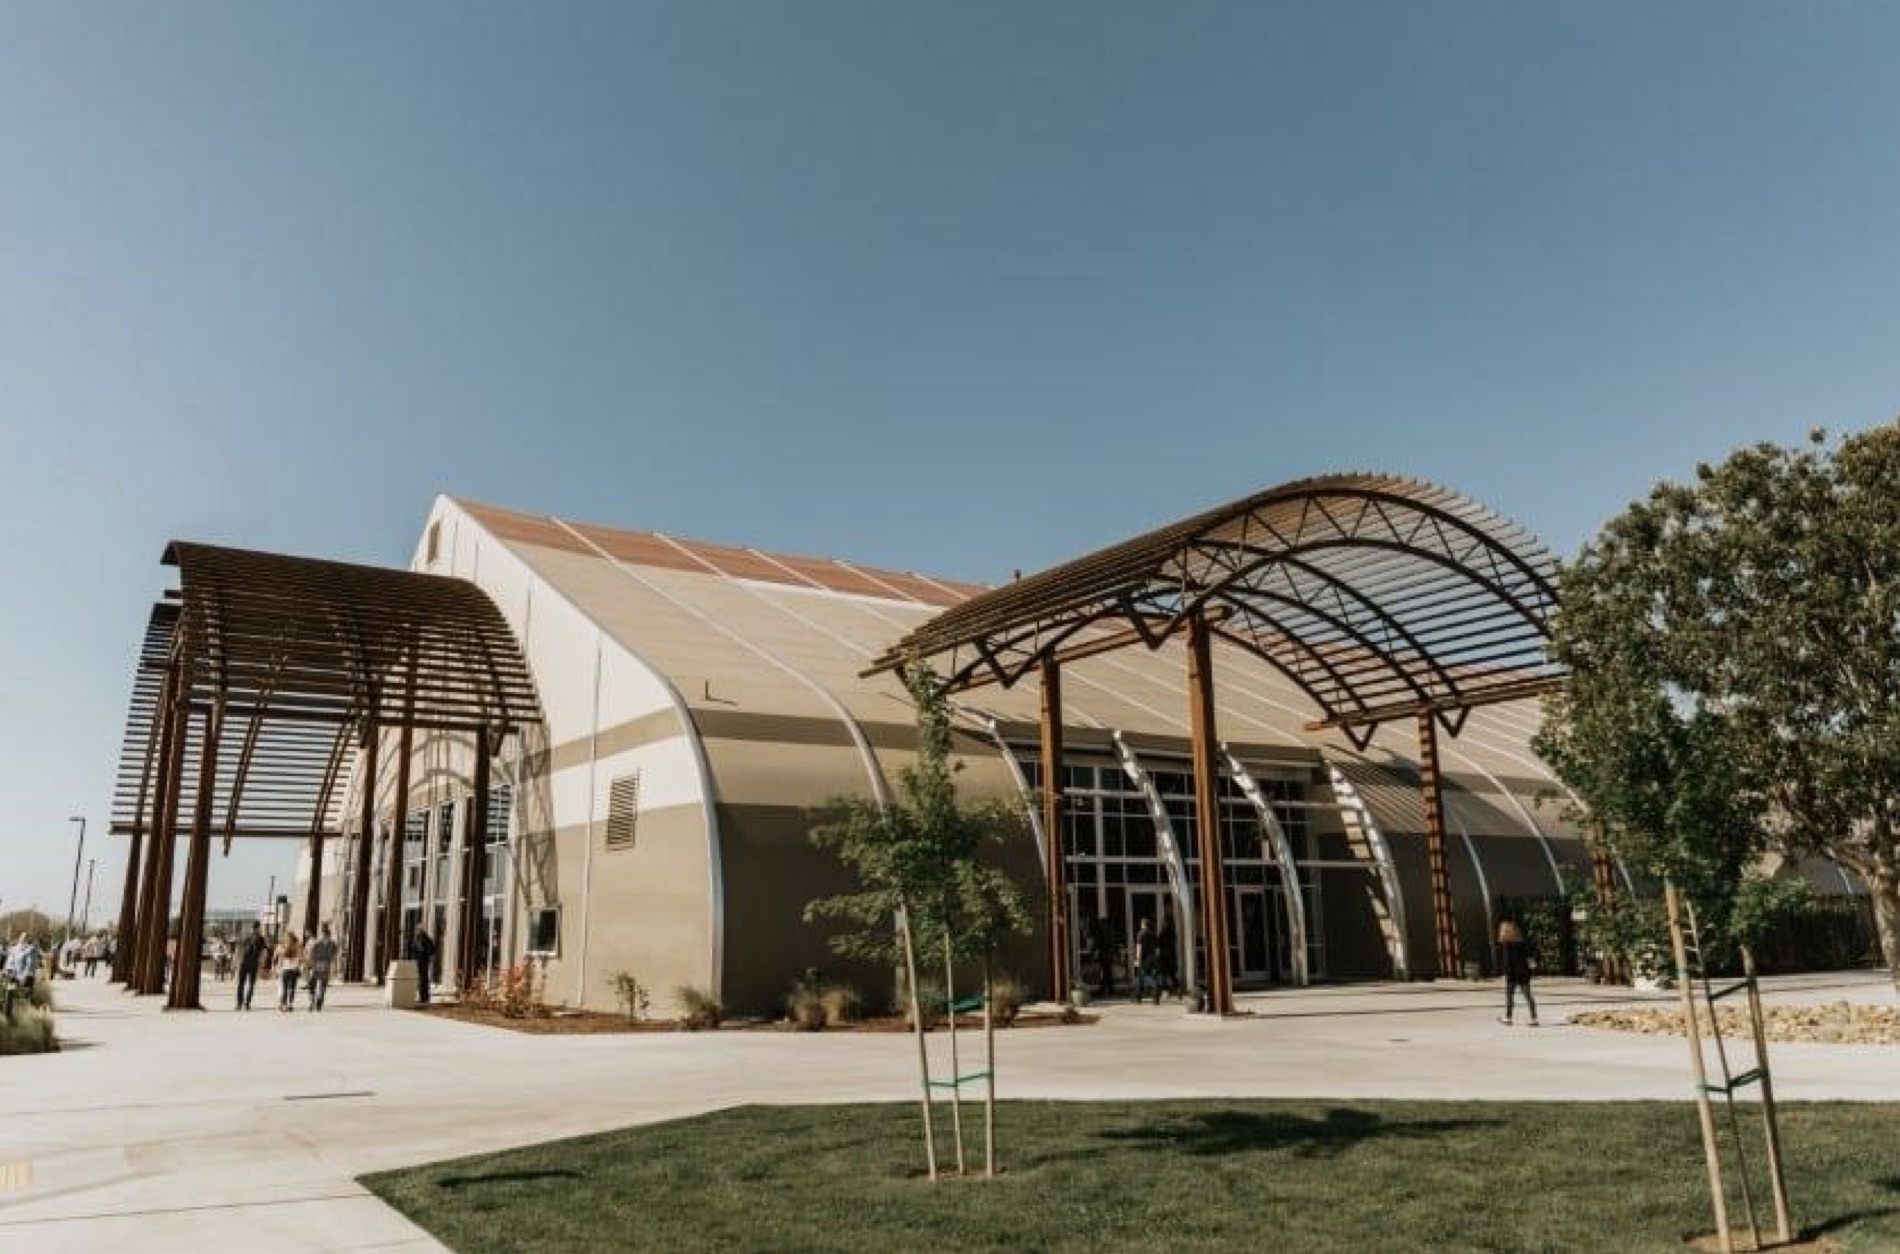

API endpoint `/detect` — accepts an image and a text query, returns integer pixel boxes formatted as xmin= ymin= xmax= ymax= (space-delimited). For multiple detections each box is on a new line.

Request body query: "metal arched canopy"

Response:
xmin=109 ymin=541 xmax=542 ymax=844
xmin=864 ymin=472 xmax=1563 ymax=745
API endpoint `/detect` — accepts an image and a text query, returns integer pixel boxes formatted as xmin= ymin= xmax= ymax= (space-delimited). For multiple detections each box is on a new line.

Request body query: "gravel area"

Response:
xmin=1573 ymin=1000 xmax=1900 ymax=1045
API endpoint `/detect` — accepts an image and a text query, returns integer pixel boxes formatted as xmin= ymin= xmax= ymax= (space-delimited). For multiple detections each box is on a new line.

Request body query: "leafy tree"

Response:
xmin=805 ymin=660 xmax=1031 ymax=1178
xmin=1538 ymin=423 xmax=1900 ymax=991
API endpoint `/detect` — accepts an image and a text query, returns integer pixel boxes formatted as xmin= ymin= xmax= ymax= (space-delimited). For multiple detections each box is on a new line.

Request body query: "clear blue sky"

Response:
xmin=2 ymin=3 xmax=1896 ymax=922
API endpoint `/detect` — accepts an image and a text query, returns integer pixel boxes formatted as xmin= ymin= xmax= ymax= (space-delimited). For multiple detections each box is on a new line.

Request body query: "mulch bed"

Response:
xmin=418 ymin=1004 xmax=680 ymax=1034
xmin=417 ymin=1003 xmax=1096 ymax=1036
xmin=744 ymin=1010 xmax=1098 ymax=1033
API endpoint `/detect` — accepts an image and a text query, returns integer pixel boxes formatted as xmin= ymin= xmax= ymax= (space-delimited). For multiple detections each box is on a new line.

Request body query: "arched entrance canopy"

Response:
xmin=865 ymin=473 xmax=1566 ymax=1006
xmin=866 ymin=472 xmax=1562 ymax=745
xmin=108 ymin=541 xmax=541 ymax=1009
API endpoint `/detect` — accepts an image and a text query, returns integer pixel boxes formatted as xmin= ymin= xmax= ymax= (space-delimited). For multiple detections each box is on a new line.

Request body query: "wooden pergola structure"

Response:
xmin=866 ymin=473 xmax=1563 ymax=1014
xmin=107 ymin=542 xmax=541 ymax=1011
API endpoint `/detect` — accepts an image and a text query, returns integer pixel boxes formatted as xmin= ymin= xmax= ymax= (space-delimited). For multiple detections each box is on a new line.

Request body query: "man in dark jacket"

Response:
xmin=410 ymin=929 xmax=437 ymax=1005
xmin=235 ymin=923 xmax=267 ymax=1011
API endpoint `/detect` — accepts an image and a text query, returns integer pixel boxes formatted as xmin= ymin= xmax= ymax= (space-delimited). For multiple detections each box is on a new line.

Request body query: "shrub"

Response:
xmin=785 ymin=984 xmax=825 ymax=1031
xmin=610 ymin=971 xmax=651 ymax=1022
xmin=471 ymin=963 xmax=548 ymax=1019
xmin=0 ymin=1005 xmax=57 ymax=1055
xmin=27 ymin=977 xmax=53 ymax=1010
xmin=986 ymin=973 xmax=1026 ymax=1026
xmin=819 ymin=983 xmax=862 ymax=1028
xmin=676 ymin=985 xmax=723 ymax=1031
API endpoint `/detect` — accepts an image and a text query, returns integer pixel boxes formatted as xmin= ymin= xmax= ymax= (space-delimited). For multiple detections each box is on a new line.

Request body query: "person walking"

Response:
xmin=81 ymin=933 xmax=104 ymax=978
xmin=1497 ymin=919 xmax=1540 ymax=1026
xmin=3 ymin=933 xmax=40 ymax=1018
xmin=1132 ymin=918 xmax=1160 ymax=1004
xmin=306 ymin=924 xmax=338 ymax=1012
xmin=409 ymin=928 xmax=437 ymax=1006
xmin=5 ymin=933 xmax=42 ymax=986
xmin=1155 ymin=917 xmax=1180 ymax=999
xmin=235 ymin=924 xmax=267 ymax=1010
xmin=275 ymin=931 xmax=304 ymax=1012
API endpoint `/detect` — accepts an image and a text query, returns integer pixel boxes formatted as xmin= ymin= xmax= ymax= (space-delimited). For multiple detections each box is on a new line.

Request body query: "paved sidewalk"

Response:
xmin=1 ymin=970 xmax=1893 ymax=1253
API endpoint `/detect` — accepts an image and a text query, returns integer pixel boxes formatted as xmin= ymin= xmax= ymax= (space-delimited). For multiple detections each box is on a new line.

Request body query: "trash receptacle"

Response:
xmin=384 ymin=959 xmax=419 ymax=1009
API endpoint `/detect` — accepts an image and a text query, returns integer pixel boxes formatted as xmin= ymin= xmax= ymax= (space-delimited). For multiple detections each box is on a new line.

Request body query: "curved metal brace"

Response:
xmin=954 ymin=705 xmax=1048 ymax=873
xmin=221 ymin=626 xmax=305 ymax=852
xmin=1447 ymin=754 xmax=1567 ymax=896
xmin=1202 ymin=622 xmax=1361 ymax=731
xmin=1455 ymin=815 xmax=1500 ymax=973
xmin=1183 ymin=538 xmax=1533 ymax=697
xmin=1209 ymin=572 xmax=1438 ymax=713
xmin=1293 ymin=488 xmax=1559 ymax=612
xmin=1113 ymin=732 xmax=1199 ymax=995
xmin=1222 ymin=748 xmax=1310 ymax=986
xmin=1325 ymin=762 xmax=1410 ymax=980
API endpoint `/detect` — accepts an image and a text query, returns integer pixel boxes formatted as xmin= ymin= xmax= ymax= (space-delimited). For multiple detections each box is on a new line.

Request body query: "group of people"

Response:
xmin=1081 ymin=915 xmax=1181 ymax=1004
xmin=6 ymin=931 xmax=112 ymax=983
xmin=228 ymin=923 xmax=340 ymax=1012
xmin=6 ymin=919 xmax=449 ymax=1014
xmin=1083 ymin=911 xmax=1542 ymax=1025
xmin=225 ymin=922 xmax=438 ymax=1011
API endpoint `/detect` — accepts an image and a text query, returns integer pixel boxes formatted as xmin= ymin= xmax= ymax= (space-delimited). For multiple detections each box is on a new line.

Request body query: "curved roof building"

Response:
xmin=293 ymin=483 xmax=1627 ymax=1016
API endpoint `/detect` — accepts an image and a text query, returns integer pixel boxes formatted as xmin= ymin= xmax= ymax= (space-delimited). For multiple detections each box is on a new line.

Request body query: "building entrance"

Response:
xmin=1230 ymin=882 xmax=1293 ymax=985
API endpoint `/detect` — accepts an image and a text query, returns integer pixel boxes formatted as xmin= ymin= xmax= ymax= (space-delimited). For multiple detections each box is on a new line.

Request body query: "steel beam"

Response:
xmin=135 ymin=684 xmax=189 ymax=995
xmin=1415 ymin=708 xmax=1462 ymax=979
xmin=344 ymin=732 xmax=379 ymax=981
xmin=378 ymin=719 xmax=415 ymax=982
xmin=459 ymin=732 xmax=492 ymax=989
xmin=1038 ymin=659 xmax=1070 ymax=1003
xmin=1187 ymin=611 xmax=1235 ymax=1015
xmin=114 ymin=664 xmax=174 ymax=984
xmin=168 ymin=702 xmax=222 ymax=1010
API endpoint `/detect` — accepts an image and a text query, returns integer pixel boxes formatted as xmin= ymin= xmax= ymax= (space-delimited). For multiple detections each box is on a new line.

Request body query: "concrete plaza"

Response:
xmin=1 ymin=971 xmax=1894 ymax=1253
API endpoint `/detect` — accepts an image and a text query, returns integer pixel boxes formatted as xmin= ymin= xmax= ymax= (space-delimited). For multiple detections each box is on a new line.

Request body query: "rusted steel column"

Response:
xmin=111 ymin=823 xmax=145 ymax=985
xmin=136 ymin=690 xmax=190 ymax=995
xmin=343 ymin=731 xmax=380 ymax=982
xmin=459 ymin=732 xmax=492 ymax=988
xmin=378 ymin=718 xmax=416 ymax=982
xmin=115 ymin=666 xmax=176 ymax=985
xmin=1187 ymin=611 xmax=1235 ymax=1015
xmin=1590 ymin=842 xmax=1625 ymax=984
xmin=168 ymin=703 xmax=222 ymax=1010
xmin=1038 ymin=659 xmax=1070 ymax=1004
xmin=302 ymin=837 xmax=325 ymax=941
xmin=1416 ymin=709 xmax=1462 ymax=980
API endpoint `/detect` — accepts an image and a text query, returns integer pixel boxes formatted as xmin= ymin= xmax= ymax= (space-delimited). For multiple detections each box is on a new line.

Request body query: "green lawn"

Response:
xmin=362 ymin=1100 xmax=1900 ymax=1253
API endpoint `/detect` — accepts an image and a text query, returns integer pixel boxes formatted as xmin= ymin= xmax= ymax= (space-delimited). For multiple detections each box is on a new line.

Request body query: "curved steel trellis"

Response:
xmin=110 ymin=542 xmax=543 ymax=844
xmin=866 ymin=473 xmax=1563 ymax=738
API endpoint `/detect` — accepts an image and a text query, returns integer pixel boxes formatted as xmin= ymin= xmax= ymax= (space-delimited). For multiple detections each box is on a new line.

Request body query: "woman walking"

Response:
xmin=276 ymin=931 xmax=304 ymax=1012
xmin=1497 ymin=919 xmax=1539 ymax=1026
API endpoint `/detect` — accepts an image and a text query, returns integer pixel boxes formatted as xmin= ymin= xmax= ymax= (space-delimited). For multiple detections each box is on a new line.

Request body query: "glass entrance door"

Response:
xmin=1124 ymin=886 xmax=1182 ymax=993
xmin=1230 ymin=884 xmax=1291 ymax=984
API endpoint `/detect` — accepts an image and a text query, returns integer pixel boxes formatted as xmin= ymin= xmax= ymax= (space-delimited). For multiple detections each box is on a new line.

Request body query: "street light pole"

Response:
xmin=80 ymin=859 xmax=96 ymax=933
xmin=65 ymin=815 xmax=87 ymax=945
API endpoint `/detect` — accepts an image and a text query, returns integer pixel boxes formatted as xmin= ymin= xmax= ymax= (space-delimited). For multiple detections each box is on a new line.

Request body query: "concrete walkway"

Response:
xmin=1 ymin=970 xmax=1893 ymax=1253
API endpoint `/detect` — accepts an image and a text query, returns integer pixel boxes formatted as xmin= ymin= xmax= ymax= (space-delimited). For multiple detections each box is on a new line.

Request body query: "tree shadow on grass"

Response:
xmin=1031 ymin=1107 xmax=1498 ymax=1167
xmin=435 ymin=1169 xmax=582 ymax=1191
